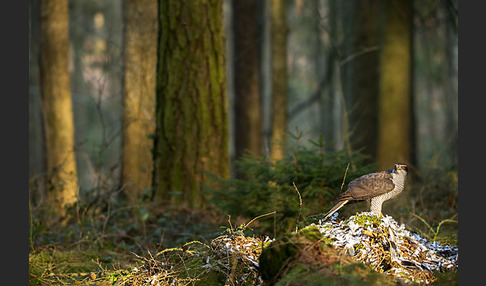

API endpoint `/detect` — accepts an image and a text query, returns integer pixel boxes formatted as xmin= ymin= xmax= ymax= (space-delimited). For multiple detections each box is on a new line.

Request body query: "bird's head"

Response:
xmin=394 ymin=163 xmax=408 ymax=175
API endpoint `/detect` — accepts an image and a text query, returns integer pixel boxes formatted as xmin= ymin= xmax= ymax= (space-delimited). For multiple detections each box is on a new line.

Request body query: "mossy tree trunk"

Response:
xmin=377 ymin=0 xmax=413 ymax=170
xmin=40 ymin=0 xmax=78 ymax=218
xmin=270 ymin=0 xmax=288 ymax=161
xmin=154 ymin=0 xmax=229 ymax=207
xmin=121 ymin=0 xmax=158 ymax=201
xmin=232 ymin=0 xmax=262 ymax=168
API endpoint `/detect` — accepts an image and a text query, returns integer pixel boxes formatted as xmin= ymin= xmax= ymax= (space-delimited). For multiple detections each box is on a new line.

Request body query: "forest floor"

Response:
xmin=29 ymin=201 xmax=458 ymax=285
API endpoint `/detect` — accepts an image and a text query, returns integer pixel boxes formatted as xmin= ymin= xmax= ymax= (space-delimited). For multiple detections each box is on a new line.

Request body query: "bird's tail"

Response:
xmin=323 ymin=200 xmax=349 ymax=221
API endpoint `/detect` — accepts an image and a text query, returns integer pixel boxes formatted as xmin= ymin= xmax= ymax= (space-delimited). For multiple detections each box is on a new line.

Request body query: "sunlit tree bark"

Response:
xmin=270 ymin=0 xmax=288 ymax=161
xmin=121 ymin=0 xmax=158 ymax=201
xmin=40 ymin=0 xmax=78 ymax=217
xmin=154 ymin=0 xmax=229 ymax=207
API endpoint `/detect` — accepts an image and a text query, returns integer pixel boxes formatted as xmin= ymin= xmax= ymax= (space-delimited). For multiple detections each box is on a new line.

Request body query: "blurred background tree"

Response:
xmin=121 ymin=0 xmax=158 ymax=202
xmin=340 ymin=0 xmax=380 ymax=165
xmin=377 ymin=0 xmax=413 ymax=170
xmin=270 ymin=0 xmax=289 ymax=161
xmin=232 ymin=0 xmax=263 ymax=178
xmin=39 ymin=0 xmax=78 ymax=221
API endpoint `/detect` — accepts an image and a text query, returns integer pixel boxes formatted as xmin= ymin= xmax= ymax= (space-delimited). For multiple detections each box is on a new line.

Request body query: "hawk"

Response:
xmin=323 ymin=163 xmax=408 ymax=221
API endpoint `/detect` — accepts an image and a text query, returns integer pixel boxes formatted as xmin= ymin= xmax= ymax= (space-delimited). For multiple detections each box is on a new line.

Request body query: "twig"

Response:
xmin=292 ymin=182 xmax=303 ymax=232
xmin=339 ymin=46 xmax=379 ymax=66
xmin=244 ymin=211 xmax=277 ymax=230
xmin=340 ymin=163 xmax=350 ymax=192
xmin=412 ymin=214 xmax=458 ymax=241
xmin=227 ymin=214 xmax=234 ymax=233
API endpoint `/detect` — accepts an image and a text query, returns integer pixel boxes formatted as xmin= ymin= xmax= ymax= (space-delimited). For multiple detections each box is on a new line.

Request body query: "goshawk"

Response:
xmin=323 ymin=163 xmax=408 ymax=221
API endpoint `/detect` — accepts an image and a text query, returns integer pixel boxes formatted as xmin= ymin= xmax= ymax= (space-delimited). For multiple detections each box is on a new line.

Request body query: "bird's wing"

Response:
xmin=344 ymin=171 xmax=395 ymax=200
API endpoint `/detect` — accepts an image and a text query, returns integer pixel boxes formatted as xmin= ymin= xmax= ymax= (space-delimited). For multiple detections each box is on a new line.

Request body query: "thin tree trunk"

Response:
xmin=30 ymin=0 xmax=46 ymax=205
xmin=40 ymin=0 xmax=78 ymax=218
xmin=121 ymin=0 xmax=158 ymax=201
xmin=377 ymin=0 xmax=412 ymax=170
xmin=270 ymin=0 xmax=288 ymax=161
xmin=154 ymin=0 xmax=229 ymax=207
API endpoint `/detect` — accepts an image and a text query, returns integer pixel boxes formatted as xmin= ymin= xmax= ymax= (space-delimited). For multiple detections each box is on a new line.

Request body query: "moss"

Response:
xmin=274 ymin=264 xmax=310 ymax=286
xmin=297 ymin=225 xmax=323 ymax=241
xmin=353 ymin=213 xmax=382 ymax=226
xmin=29 ymin=249 xmax=127 ymax=286
xmin=194 ymin=269 xmax=226 ymax=286
xmin=433 ymin=270 xmax=458 ymax=286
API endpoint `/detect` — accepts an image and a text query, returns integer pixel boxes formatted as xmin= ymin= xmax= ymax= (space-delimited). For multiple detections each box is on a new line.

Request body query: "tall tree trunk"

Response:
xmin=40 ymin=0 xmax=78 ymax=218
xmin=121 ymin=0 xmax=158 ymax=201
xmin=30 ymin=0 xmax=46 ymax=205
xmin=444 ymin=0 xmax=458 ymax=167
xmin=342 ymin=0 xmax=380 ymax=163
xmin=155 ymin=0 xmax=229 ymax=207
xmin=377 ymin=0 xmax=412 ymax=170
xmin=315 ymin=0 xmax=333 ymax=151
xmin=270 ymin=0 xmax=288 ymax=161
xmin=232 ymin=0 xmax=262 ymax=169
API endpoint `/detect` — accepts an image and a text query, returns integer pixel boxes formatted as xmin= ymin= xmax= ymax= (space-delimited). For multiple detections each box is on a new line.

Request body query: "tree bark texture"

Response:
xmin=270 ymin=0 xmax=288 ymax=161
xmin=155 ymin=0 xmax=229 ymax=207
xmin=232 ymin=0 xmax=262 ymax=163
xmin=377 ymin=0 xmax=412 ymax=170
xmin=40 ymin=0 xmax=78 ymax=216
xmin=121 ymin=0 xmax=158 ymax=201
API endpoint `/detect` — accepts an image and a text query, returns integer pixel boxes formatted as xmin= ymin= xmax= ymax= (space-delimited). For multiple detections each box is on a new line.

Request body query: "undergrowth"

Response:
xmin=206 ymin=134 xmax=375 ymax=237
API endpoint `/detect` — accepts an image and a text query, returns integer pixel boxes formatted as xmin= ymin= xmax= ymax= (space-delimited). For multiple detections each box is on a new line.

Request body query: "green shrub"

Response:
xmin=207 ymin=136 xmax=374 ymax=237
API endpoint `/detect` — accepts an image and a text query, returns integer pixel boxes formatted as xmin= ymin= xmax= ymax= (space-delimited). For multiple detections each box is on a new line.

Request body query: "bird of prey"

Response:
xmin=323 ymin=163 xmax=408 ymax=221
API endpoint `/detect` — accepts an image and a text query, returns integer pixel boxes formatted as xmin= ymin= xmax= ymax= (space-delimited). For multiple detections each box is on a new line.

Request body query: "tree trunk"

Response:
xmin=40 ymin=0 xmax=78 ymax=217
xmin=154 ymin=0 xmax=229 ymax=207
xmin=342 ymin=0 xmax=380 ymax=163
xmin=232 ymin=0 xmax=262 ymax=167
xmin=377 ymin=0 xmax=412 ymax=170
xmin=121 ymin=0 xmax=158 ymax=201
xmin=270 ymin=0 xmax=288 ymax=161
xmin=30 ymin=0 xmax=46 ymax=205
